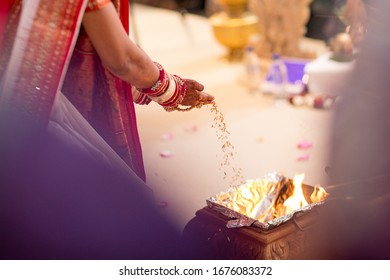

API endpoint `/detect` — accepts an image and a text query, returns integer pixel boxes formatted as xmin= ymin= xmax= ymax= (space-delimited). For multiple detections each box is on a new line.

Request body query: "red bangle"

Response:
xmin=136 ymin=62 xmax=187 ymax=108
xmin=161 ymin=75 xmax=186 ymax=108
xmin=134 ymin=93 xmax=152 ymax=105
xmin=132 ymin=87 xmax=152 ymax=105
xmin=138 ymin=62 xmax=169 ymax=97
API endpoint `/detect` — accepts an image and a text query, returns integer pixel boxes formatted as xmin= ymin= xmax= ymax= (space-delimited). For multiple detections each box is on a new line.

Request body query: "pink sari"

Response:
xmin=0 ymin=1 xmax=189 ymax=260
xmin=0 ymin=0 xmax=146 ymax=183
xmin=0 ymin=0 xmax=146 ymax=181
xmin=62 ymin=0 xmax=146 ymax=181
xmin=0 ymin=0 xmax=87 ymax=124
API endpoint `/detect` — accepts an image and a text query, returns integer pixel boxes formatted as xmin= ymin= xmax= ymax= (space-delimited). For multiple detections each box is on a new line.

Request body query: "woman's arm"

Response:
xmin=82 ymin=2 xmax=159 ymax=89
xmin=82 ymin=2 xmax=214 ymax=107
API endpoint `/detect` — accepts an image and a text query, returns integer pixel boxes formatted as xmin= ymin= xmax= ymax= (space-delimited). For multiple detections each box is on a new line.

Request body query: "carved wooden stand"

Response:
xmin=182 ymin=206 xmax=317 ymax=259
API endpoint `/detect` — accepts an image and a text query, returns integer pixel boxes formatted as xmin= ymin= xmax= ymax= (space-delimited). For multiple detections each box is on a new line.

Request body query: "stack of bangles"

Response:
xmin=132 ymin=62 xmax=201 ymax=112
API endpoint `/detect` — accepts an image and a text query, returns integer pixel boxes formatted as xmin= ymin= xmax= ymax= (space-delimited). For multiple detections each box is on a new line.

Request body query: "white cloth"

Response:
xmin=48 ymin=91 xmax=146 ymax=186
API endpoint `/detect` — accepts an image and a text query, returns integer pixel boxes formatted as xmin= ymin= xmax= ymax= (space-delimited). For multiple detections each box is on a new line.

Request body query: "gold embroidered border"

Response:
xmin=10 ymin=0 xmax=87 ymax=123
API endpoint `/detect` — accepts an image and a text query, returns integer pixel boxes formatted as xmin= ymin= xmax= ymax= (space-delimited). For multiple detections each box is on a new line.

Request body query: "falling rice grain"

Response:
xmin=210 ymin=102 xmax=245 ymax=188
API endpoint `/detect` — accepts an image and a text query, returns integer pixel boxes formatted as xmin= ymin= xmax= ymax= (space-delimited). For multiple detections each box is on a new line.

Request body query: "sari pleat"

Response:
xmin=62 ymin=0 xmax=146 ymax=181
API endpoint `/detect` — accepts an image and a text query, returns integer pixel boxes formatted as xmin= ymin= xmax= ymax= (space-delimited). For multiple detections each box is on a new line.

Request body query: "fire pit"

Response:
xmin=182 ymin=173 xmax=327 ymax=259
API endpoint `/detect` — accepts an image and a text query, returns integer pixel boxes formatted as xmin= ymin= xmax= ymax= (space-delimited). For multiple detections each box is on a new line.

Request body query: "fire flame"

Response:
xmin=215 ymin=173 xmax=328 ymax=223
xmin=282 ymin=173 xmax=309 ymax=214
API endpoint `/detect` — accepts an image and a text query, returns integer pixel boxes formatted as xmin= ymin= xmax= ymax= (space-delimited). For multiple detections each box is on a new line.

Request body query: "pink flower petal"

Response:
xmin=157 ymin=201 xmax=168 ymax=208
xmin=159 ymin=150 xmax=174 ymax=158
xmin=184 ymin=125 xmax=198 ymax=133
xmin=297 ymin=153 xmax=310 ymax=161
xmin=297 ymin=140 xmax=313 ymax=149
xmin=161 ymin=132 xmax=174 ymax=141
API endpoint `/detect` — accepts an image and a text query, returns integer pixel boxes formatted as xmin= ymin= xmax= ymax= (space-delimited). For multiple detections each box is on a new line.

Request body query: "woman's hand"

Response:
xmin=180 ymin=79 xmax=214 ymax=107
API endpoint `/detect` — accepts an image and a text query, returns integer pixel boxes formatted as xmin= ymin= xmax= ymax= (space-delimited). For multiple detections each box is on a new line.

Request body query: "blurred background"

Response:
xmin=133 ymin=0 xmax=348 ymax=42
xmin=127 ymin=0 xmax=368 ymax=236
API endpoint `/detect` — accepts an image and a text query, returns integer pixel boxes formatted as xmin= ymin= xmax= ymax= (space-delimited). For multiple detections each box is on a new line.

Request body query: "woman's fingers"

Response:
xmin=198 ymin=92 xmax=214 ymax=103
xmin=183 ymin=89 xmax=214 ymax=106
xmin=185 ymin=79 xmax=205 ymax=92
xmin=180 ymin=79 xmax=214 ymax=107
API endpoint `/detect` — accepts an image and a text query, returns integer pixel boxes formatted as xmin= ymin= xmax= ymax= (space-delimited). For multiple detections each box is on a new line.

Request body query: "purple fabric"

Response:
xmin=0 ymin=120 xmax=184 ymax=260
xmin=266 ymin=58 xmax=308 ymax=84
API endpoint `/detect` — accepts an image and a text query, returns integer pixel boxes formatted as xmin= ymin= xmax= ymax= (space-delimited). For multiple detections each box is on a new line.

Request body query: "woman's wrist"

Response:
xmin=132 ymin=87 xmax=152 ymax=105
xmin=135 ymin=62 xmax=186 ymax=109
xmin=160 ymin=74 xmax=186 ymax=107
xmin=137 ymin=62 xmax=169 ymax=97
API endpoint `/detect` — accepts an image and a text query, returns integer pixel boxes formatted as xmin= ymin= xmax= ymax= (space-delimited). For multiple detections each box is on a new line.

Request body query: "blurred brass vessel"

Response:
xmin=210 ymin=0 xmax=258 ymax=60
